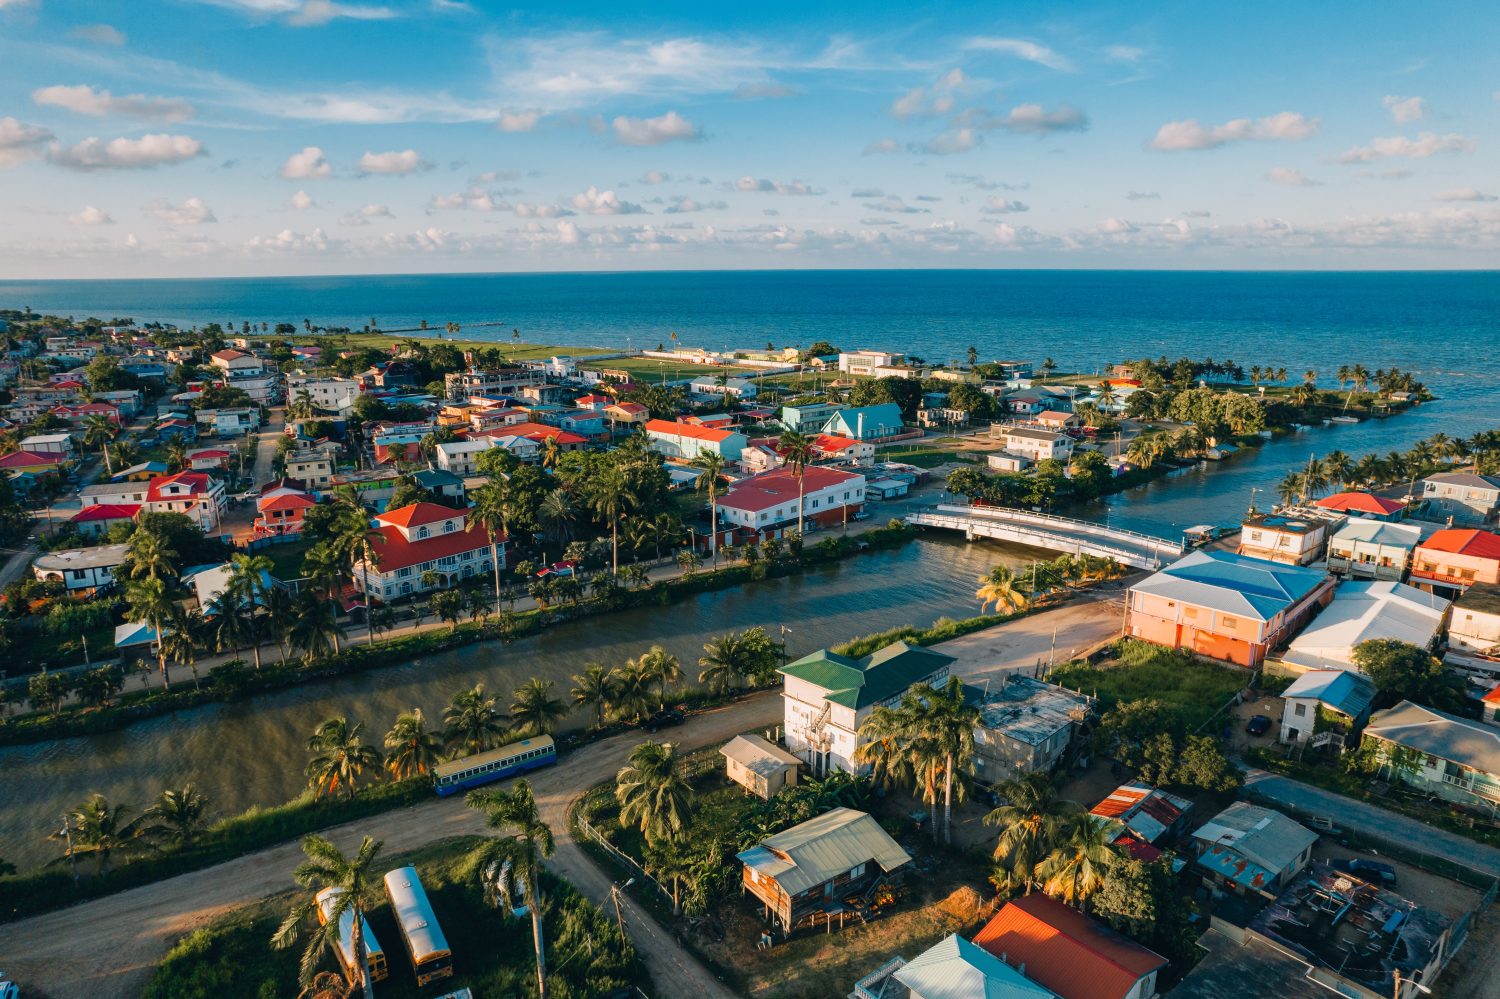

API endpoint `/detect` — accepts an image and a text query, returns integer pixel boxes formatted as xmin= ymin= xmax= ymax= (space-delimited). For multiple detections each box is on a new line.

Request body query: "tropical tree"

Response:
xmin=271 ymin=834 xmax=385 ymax=999
xmin=225 ymin=552 xmax=275 ymax=670
xmin=290 ymin=589 xmax=345 ymax=663
xmin=54 ymin=794 xmax=145 ymax=875
xmin=983 ymin=772 xmax=1081 ymax=894
xmin=470 ymin=481 xmax=510 ymax=614
xmin=856 ymin=677 xmax=977 ymax=845
xmin=160 ymin=606 xmax=206 ymax=690
xmin=590 ymin=466 xmax=630 ymax=576
xmin=570 ymin=662 xmax=616 ymax=729
xmin=610 ymin=656 xmax=657 ymax=724
xmin=383 ymin=709 xmax=442 ymax=780
xmin=976 ymin=565 xmax=1028 ymax=613
xmin=126 ymin=576 xmax=176 ymax=690
xmin=698 ymin=631 xmax=753 ymax=694
xmin=126 ymin=526 xmax=179 ymax=582
xmin=304 ymin=717 xmax=382 ymax=800
xmin=537 ymin=489 xmax=577 ymax=552
xmin=334 ymin=504 xmax=382 ymax=646
xmin=614 ymin=740 xmax=693 ymax=846
xmin=467 ymin=781 xmax=554 ymax=998
xmin=81 ymin=414 xmax=116 ymax=475
xmin=638 ymin=644 xmax=681 ymax=711
xmin=690 ymin=450 xmax=726 ymax=566
xmin=442 ymin=683 xmax=508 ymax=756
xmin=511 ymin=677 xmax=568 ymax=736
xmin=144 ymin=785 xmax=211 ymax=848
xmin=429 ymin=589 xmax=464 ymax=633
xmin=1038 ymin=813 xmax=1115 ymax=908
xmin=777 ymin=429 xmax=816 ymax=534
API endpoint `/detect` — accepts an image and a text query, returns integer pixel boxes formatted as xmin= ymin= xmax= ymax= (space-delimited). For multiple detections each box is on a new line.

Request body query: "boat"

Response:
xmin=1330 ymin=415 xmax=1360 ymax=424
xmin=1330 ymin=387 xmax=1360 ymax=424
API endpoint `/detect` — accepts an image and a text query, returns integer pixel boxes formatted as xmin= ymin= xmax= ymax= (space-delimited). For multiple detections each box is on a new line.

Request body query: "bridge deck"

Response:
xmin=907 ymin=504 xmax=1183 ymax=570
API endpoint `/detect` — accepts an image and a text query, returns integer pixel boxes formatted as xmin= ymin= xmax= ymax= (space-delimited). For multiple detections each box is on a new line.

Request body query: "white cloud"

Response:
xmin=981 ymin=197 xmax=1030 ymax=214
xmin=341 ymin=203 xmax=392 ymax=225
xmin=1149 ymin=112 xmax=1319 ymax=151
xmin=33 ymin=85 xmax=194 ymax=123
xmin=611 ymin=111 xmax=699 ymax=145
xmin=916 ymin=129 xmax=978 ymax=155
xmin=556 ymin=220 xmax=580 ymax=244
xmin=148 ymin=197 xmax=218 ymax=224
xmin=570 ymin=186 xmax=643 ymax=214
xmin=69 ymin=24 xmax=127 ymax=45
xmin=429 ymin=187 xmax=505 ymax=212
xmin=513 ymin=201 xmax=575 ymax=218
xmin=862 ymin=196 xmax=928 ymax=214
xmin=1434 ymin=187 xmax=1497 ymax=202
xmin=48 ymin=133 xmax=204 ymax=171
xmin=969 ymin=103 xmax=1088 ymax=135
xmin=497 ymin=111 xmax=541 ymax=133
xmin=280 ymin=146 xmax=331 ymax=180
xmin=356 ymin=149 xmax=431 ymax=175
xmin=1125 ymin=190 xmax=1159 ymax=200
xmin=662 ymin=196 xmax=726 ymax=214
xmin=732 ymin=176 xmax=817 ymax=195
xmin=863 ymin=137 xmax=900 ymax=155
xmin=639 ymin=170 xmax=670 ymax=184
xmin=961 ymin=37 xmax=1072 ymax=71
xmin=1104 ymin=45 xmax=1145 ymax=62
xmin=0 ymin=116 xmax=55 ymax=169
xmin=1268 ymin=166 xmax=1320 ymax=187
xmin=1340 ymin=132 xmax=1475 ymax=163
xmin=1383 ymin=95 xmax=1427 ymax=123
xmin=198 ymin=0 xmax=396 ymax=27
xmin=289 ymin=190 xmax=315 ymax=210
xmin=948 ymin=172 xmax=1027 ymax=191
xmin=70 ymin=205 xmax=114 ymax=226
xmin=891 ymin=68 xmax=967 ymax=119
xmin=247 ymin=226 xmax=332 ymax=253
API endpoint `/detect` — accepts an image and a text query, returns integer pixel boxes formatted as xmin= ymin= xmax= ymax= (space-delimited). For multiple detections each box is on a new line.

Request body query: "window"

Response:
xmin=417 ymin=526 xmax=430 ymax=539
xmin=398 ymin=567 xmax=412 ymax=578
xmin=849 ymin=863 xmax=866 ymax=879
xmin=444 ymin=520 xmax=456 ymax=533
xmin=1294 ymin=703 xmax=1307 ymax=717
xmin=1221 ymin=615 xmax=1238 ymax=628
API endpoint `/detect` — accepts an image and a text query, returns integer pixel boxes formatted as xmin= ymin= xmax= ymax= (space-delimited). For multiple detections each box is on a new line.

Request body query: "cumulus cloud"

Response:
xmin=915 ymin=129 xmax=978 ymax=155
xmin=341 ymin=203 xmax=393 ymax=225
xmin=863 ymin=137 xmax=900 ymax=155
xmin=357 ymin=149 xmax=431 ymax=175
xmin=1125 ymin=190 xmax=1159 ymax=201
xmin=48 ymin=133 xmax=204 ymax=171
xmin=1149 ymin=112 xmax=1319 ymax=151
xmin=280 ymin=146 xmax=331 ymax=180
xmin=976 ymin=103 xmax=1088 ymax=135
xmin=1383 ymin=95 xmax=1427 ymax=123
xmin=1434 ymin=188 xmax=1497 ymax=202
xmin=210 ymin=0 xmax=397 ymax=27
xmin=69 ymin=205 xmax=114 ymax=225
xmin=33 ymin=85 xmax=193 ymax=123
xmin=1268 ymin=166 xmax=1320 ymax=187
xmin=981 ymin=197 xmax=1030 ymax=214
xmin=662 ymin=196 xmax=726 ymax=214
xmin=570 ymin=186 xmax=643 ymax=214
xmin=429 ymin=187 xmax=506 ymax=212
xmin=891 ymin=68 xmax=967 ymax=119
xmin=862 ymin=196 xmax=928 ymax=214
xmin=247 ymin=227 xmax=332 ymax=252
xmin=961 ymin=37 xmax=1072 ymax=71
xmin=612 ymin=111 xmax=699 ymax=145
xmin=289 ymin=190 xmax=315 ymax=210
xmin=69 ymin=23 xmax=126 ymax=45
xmin=498 ymin=111 xmax=541 ymax=133
xmin=147 ymin=197 xmax=217 ymax=224
xmin=0 ymin=116 xmax=54 ymax=168
xmin=732 ymin=176 xmax=818 ymax=195
xmin=639 ymin=170 xmax=671 ymax=184
xmin=513 ymin=200 xmax=574 ymax=218
xmin=1340 ymin=132 xmax=1475 ymax=163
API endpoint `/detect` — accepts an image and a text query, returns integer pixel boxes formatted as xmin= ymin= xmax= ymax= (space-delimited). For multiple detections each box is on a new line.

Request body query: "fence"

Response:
xmin=574 ymin=812 xmax=676 ymax=909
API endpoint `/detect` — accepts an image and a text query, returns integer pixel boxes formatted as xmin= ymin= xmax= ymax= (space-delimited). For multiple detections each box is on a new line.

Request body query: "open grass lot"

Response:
xmin=141 ymin=836 xmax=641 ymax=999
xmin=258 ymin=536 xmax=315 ymax=580
xmin=1050 ymin=640 xmax=1249 ymax=733
xmin=247 ymin=331 xmax=617 ymax=362
xmin=586 ymin=355 xmax=764 ymax=381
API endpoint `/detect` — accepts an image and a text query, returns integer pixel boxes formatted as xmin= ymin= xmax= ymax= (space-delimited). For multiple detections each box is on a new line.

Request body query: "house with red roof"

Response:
xmin=604 ymin=401 xmax=649 ymax=428
xmin=0 ymin=450 xmax=68 ymax=474
xmin=714 ymin=466 xmax=865 ymax=546
xmin=144 ymin=471 xmax=227 ymax=532
xmin=187 ymin=447 xmax=232 ymax=472
xmin=1410 ymin=528 xmax=1500 ymax=596
xmin=255 ymin=487 xmax=318 ymax=537
xmin=645 ymin=418 xmax=747 ymax=461
xmin=210 ymin=348 xmax=264 ymax=375
xmin=352 ymin=501 xmax=503 ymax=601
xmin=1482 ymin=683 xmax=1500 ymax=728
xmin=973 ymin=892 xmax=1167 ymax=999
xmin=52 ymin=402 xmax=122 ymax=426
xmin=70 ymin=503 xmax=140 ymax=539
xmin=811 ymin=433 xmax=875 ymax=466
xmin=465 ymin=421 xmax=587 ymax=452
xmin=1313 ymin=491 xmax=1406 ymax=521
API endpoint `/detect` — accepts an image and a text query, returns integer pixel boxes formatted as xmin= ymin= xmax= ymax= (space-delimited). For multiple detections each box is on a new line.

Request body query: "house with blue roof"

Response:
xmin=1278 ymin=669 xmax=1377 ymax=746
xmin=1127 ymin=549 xmax=1335 ymax=667
xmin=820 ymin=403 xmax=905 ymax=442
xmin=852 ymin=933 xmax=1061 ymax=999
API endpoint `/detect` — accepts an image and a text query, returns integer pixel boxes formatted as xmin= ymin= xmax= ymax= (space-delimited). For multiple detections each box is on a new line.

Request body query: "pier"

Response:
xmin=906 ymin=504 xmax=1185 ymax=570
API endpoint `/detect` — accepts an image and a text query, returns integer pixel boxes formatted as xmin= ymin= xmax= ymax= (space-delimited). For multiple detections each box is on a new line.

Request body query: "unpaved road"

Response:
xmin=0 ymin=597 xmax=1124 ymax=998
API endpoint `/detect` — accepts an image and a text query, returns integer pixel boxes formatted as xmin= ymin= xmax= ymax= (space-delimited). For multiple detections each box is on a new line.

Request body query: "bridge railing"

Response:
xmin=930 ymin=504 xmax=1183 ymax=553
xmin=906 ymin=511 xmax=1169 ymax=568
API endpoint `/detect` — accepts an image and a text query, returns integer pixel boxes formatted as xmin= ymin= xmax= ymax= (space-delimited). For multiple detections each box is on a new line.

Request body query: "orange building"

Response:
xmin=1410 ymin=529 xmax=1500 ymax=597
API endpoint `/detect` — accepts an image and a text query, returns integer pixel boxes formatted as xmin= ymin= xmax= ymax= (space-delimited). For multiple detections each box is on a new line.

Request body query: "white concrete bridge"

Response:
xmin=906 ymin=504 xmax=1184 ymax=570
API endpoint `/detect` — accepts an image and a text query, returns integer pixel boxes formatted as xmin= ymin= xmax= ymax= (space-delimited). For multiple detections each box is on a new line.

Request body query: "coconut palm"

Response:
xmin=975 ymin=565 xmax=1028 ymax=613
xmin=610 ymin=656 xmax=657 ymax=724
xmin=537 ymin=488 xmax=577 ymax=551
xmin=53 ymin=793 xmax=146 ymax=875
xmin=166 ymin=438 xmax=189 ymax=473
xmin=81 ymin=414 xmax=116 ymax=475
xmin=304 ymin=717 xmax=382 ymax=800
xmin=383 ymin=709 xmax=441 ymax=780
xmin=290 ymin=589 xmax=345 ymax=663
xmin=225 ymin=552 xmax=275 ymax=670
xmin=442 ymin=683 xmax=508 ymax=756
xmin=1038 ymin=813 xmax=1115 ymax=908
xmin=300 ymin=545 xmax=346 ymax=655
xmin=126 ymin=526 xmax=179 ymax=581
xmin=271 ymin=834 xmax=385 ymax=999
xmin=470 ymin=481 xmax=510 ymax=614
xmin=540 ymin=435 xmax=561 ymax=470
xmin=915 ymin=677 xmax=979 ymax=845
xmin=334 ymin=504 xmax=382 ymax=647
xmin=160 ymin=606 xmax=206 ymax=690
xmin=698 ymin=631 xmax=754 ymax=693
xmin=570 ymin=662 xmax=616 ymax=729
xmin=589 ymin=466 xmax=631 ymax=576
xmin=466 ymin=780 xmax=554 ymax=998
xmin=614 ymin=740 xmax=693 ymax=846
xmin=510 ymin=677 xmax=568 ymax=736
xmin=982 ymin=772 xmax=1082 ymax=895
xmin=690 ymin=450 xmax=726 ymax=566
xmin=126 ymin=576 xmax=176 ymax=690
xmin=637 ymin=644 xmax=681 ymax=711
xmin=144 ymin=785 xmax=211 ymax=848
xmin=777 ymin=429 xmax=816 ymax=535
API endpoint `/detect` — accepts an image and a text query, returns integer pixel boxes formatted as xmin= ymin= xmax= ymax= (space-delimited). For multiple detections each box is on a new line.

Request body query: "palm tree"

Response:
xmin=226 ymin=552 xmax=275 ymax=670
xmin=82 ymin=414 xmax=116 ymax=475
xmin=614 ymin=740 xmax=693 ymax=846
xmin=916 ymin=677 xmax=979 ymax=845
xmin=126 ymin=576 xmax=176 ymax=690
xmin=777 ymin=430 xmax=816 ymax=535
xmin=698 ymin=631 xmax=752 ymax=693
xmin=144 ymin=785 xmax=211 ymax=848
xmin=271 ymin=834 xmax=385 ymax=999
xmin=290 ymin=590 xmax=345 ymax=663
xmin=610 ymin=656 xmax=657 ymax=723
xmin=510 ymin=677 xmax=568 ymax=736
xmin=304 ymin=717 xmax=382 ymax=800
xmin=54 ymin=794 xmax=145 ymax=875
xmin=383 ymin=709 xmax=441 ymax=780
xmin=467 ymin=780 xmax=554 ymax=997
xmin=590 ymin=466 xmax=630 ymax=575
xmin=166 ymin=438 xmax=189 ymax=474
xmin=638 ymin=644 xmax=681 ymax=711
xmin=442 ymin=683 xmax=508 ymax=756
xmin=1038 ymin=813 xmax=1115 ymax=908
xmin=540 ymin=435 xmax=561 ymax=471
xmin=470 ymin=481 xmax=509 ymax=615
xmin=126 ymin=526 xmax=179 ymax=581
xmin=975 ymin=565 xmax=1028 ymax=613
xmin=301 ymin=545 xmax=346 ymax=655
xmin=537 ymin=489 xmax=577 ymax=551
xmin=334 ymin=504 xmax=382 ymax=647
xmin=160 ymin=606 xmax=205 ymax=690
xmin=983 ymin=772 xmax=1081 ymax=894
xmin=690 ymin=450 xmax=726 ymax=565
xmin=570 ymin=662 xmax=616 ymax=729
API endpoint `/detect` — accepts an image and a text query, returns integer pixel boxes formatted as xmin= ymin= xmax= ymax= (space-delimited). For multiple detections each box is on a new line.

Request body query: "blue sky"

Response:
xmin=0 ymin=0 xmax=1496 ymax=276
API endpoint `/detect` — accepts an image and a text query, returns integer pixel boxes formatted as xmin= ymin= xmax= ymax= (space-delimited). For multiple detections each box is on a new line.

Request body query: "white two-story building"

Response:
xmin=353 ymin=502 xmax=504 ymax=601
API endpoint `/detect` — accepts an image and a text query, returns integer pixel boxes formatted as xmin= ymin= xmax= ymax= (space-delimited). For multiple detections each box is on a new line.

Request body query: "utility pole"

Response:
xmin=60 ymin=812 xmax=78 ymax=884
xmin=610 ymin=878 xmax=634 ymax=934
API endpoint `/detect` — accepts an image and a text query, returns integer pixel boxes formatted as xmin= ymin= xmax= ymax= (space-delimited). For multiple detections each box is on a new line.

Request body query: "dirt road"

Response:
xmin=0 ymin=597 xmax=1123 ymax=998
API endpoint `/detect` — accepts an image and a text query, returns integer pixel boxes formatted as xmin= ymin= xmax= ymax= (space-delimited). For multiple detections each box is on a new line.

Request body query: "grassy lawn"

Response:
xmin=1050 ymin=640 xmax=1248 ymax=733
xmin=13 ymin=622 xmax=117 ymax=673
xmin=246 ymin=332 xmax=617 ymax=361
xmin=587 ymin=355 xmax=763 ymax=380
xmin=259 ymin=537 xmax=315 ymax=580
xmin=141 ymin=836 xmax=642 ymax=999
xmin=876 ymin=444 xmax=976 ymax=468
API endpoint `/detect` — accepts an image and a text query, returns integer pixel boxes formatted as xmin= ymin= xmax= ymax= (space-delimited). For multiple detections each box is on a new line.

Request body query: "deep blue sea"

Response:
xmin=1 ymin=269 xmax=1495 ymax=534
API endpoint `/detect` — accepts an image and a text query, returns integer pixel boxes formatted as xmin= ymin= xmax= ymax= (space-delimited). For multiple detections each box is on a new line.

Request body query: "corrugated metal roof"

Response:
xmin=1130 ymin=549 xmax=1329 ymax=621
xmin=720 ymin=734 xmax=801 ymax=778
xmin=1281 ymin=670 xmax=1376 ymax=718
xmin=1284 ymin=581 xmax=1447 ymax=671
xmin=779 ymin=641 xmax=953 ymax=709
xmin=1088 ymin=783 xmax=1191 ymax=845
xmin=893 ymin=934 xmax=1059 ymax=999
xmin=1367 ymin=700 xmax=1500 ymax=775
xmin=972 ymin=894 xmax=1166 ymax=999
xmin=1191 ymin=803 xmax=1317 ymax=881
xmin=736 ymin=808 xmax=910 ymax=896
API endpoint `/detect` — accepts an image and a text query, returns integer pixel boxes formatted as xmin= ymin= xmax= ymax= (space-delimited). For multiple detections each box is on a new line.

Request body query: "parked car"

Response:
xmin=852 ymin=510 xmax=872 ymax=521
xmin=0 ymin=971 xmax=18 ymax=999
xmin=642 ymin=708 xmax=685 ymax=733
xmin=1244 ymin=715 xmax=1272 ymax=736
xmin=535 ymin=560 xmax=576 ymax=579
xmin=1335 ymin=858 xmax=1397 ymax=885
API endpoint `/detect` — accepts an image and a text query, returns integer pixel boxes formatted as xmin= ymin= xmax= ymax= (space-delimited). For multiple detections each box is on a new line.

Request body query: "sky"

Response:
xmin=0 ymin=0 xmax=1497 ymax=277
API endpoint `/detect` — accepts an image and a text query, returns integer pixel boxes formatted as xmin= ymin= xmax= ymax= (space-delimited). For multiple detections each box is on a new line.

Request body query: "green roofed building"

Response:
xmin=779 ymin=640 xmax=953 ymax=776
